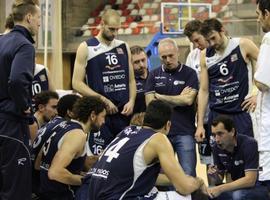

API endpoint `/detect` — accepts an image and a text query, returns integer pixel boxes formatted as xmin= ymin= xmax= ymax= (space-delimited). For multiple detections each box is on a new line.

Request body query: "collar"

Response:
xmin=12 ymin=25 xmax=35 ymax=44
xmin=135 ymin=70 xmax=149 ymax=80
xmin=162 ymin=63 xmax=183 ymax=73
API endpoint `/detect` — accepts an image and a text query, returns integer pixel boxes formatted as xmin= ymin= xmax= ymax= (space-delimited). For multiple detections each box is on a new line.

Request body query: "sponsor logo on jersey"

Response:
xmin=173 ymin=80 xmax=185 ymax=85
xmin=103 ymin=76 xmax=109 ymax=83
xmin=105 ymin=65 xmax=121 ymax=70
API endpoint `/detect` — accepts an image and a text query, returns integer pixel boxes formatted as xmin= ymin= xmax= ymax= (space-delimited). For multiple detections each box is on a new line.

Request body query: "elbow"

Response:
xmin=246 ymin=177 xmax=257 ymax=187
xmin=72 ymin=79 xmax=79 ymax=91
xmin=48 ymin=167 xmax=59 ymax=181
xmin=176 ymin=179 xmax=199 ymax=195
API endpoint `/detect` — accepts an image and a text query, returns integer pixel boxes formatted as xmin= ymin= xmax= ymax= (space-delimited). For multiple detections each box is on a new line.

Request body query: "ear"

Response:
xmin=165 ymin=120 xmax=171 ymax=131
xmin=25 ymin=13 xmax=32 ymax=23
xmin=90 ymin=111 xmax=96 ymax=121
xmin=232 ymin=128 xmax=236 ymax=136
xmin=38 ymin=104 xmax=45 ymax=112
xmin=265 ymin=9 xmax=270 ymax=17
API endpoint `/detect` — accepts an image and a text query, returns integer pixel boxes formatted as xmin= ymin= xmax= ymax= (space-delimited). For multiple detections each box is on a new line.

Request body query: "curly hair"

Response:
xmin=72 ymin=96 xmax=106 ymax=123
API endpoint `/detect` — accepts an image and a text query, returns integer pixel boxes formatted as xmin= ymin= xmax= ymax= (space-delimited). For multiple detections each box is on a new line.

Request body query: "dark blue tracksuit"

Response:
xmin=0 ymin=25 xmax=35 ymax=200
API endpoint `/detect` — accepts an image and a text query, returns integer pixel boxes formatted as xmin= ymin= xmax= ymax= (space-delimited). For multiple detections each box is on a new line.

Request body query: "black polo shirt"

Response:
xmin=145 ymin=64 xmax=198 ymax=136
xmin=213 ymin=134 xmax=258 ymax=181
xmin=133 ymin=73 xmax=148 ymax=114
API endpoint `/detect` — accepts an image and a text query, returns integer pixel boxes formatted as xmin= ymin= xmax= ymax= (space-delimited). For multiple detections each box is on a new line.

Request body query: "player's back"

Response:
xmin=88 ymin=125 xmax=160 ymax=200
xmin=39 ymin=119 xmax=86 ymax=199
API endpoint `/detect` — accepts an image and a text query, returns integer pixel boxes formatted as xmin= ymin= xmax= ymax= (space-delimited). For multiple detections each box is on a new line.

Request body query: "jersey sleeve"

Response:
xmin=243 ymin=140 xmax=259 ymax=172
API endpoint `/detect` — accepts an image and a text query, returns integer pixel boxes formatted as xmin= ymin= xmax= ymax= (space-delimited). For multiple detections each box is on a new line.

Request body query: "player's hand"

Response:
xmin=207 ymin=165 xmax=218 ymax=175
xmin=102 ymin=97 xmax=118 ymax=115
xmin=195 ymin=126 xmax=205 ymax=142
xmin=121 ymin=100 xmax=134 ymax=116
xmin=241 ymin=95 xmax=257 ymax=112
xmin=207 ymin=186 xmax=222 ymax=198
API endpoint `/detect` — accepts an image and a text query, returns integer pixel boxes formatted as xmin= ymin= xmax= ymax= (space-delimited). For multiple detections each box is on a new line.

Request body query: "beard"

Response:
xmin=102 ymin=32 xmax=114 ymax=42
xmin=135 ymin=68 xmax=145 ymax=77
xmin=91 ymin=122 xmax=101 ymax=133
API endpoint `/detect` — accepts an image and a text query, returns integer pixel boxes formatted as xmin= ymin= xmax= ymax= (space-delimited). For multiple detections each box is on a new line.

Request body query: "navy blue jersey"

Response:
xmin=31 ymin=116 xmax=65 ymax=195
xmin=145 ymin=64 xmax=198 ymax=136
xmin=85 ymin=37 xmax=129 ymax=108
xmin=0 ymin=25 xmax=34 ymax=119
xmin=213 ymin=134 xmax=258 ymax=181
xmin=133 ymin=74 xmax=148 ymax=114
xmin=88 ymin=126 xmax=160 ymax=200
xmin=206 ymin=38 xmax=253 ymax=113
xmin=31 ymin=116 xmax=65 ymax=164
xmin=32 ymin=64 xmax=49 ymax=97
xmin=39 ymin=120 xmax=86 ymax=198
xmin=87 ymin=126 xmax=114 ymax=156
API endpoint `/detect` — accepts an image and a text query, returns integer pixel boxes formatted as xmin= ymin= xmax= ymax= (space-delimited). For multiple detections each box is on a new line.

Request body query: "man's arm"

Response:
xmin=195 ymin=50 xmax=209 ymax=142
xmin=240 ymin=38 xmax=258 ymax=76
xmin=255 ymin=80 xmax=269 ymax=92
xmin=9 ymin=44 xmax=35 ymax=112
xmin=121 ymin=44 xmax=136 ymax=116
xmin=239 ymin=38 xmax=259 ymax=112
xmin=207 ymin=171 xmax=257 ymax=198
xmin=144 ymin=133 xmax=205 ymax=195
xmin=145 ymin=93 xmax=156 ymax=106
xmin=155 ymin=86 xmax=197 ymax=106
xmin=72 ymin=42 xmax=102 ymax=97
xmin=48 ymin=130 xmax=86 ymax=186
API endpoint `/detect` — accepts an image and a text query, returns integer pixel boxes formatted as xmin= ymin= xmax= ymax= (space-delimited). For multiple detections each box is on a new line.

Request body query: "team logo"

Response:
xmin=234 ymin=160 xmax=244 ymax=166
xmin=39 ymin=74 xmax=47 ymax=82
xmin=231 ymin=54 xmax=238 ymax=62
xmin=116 ymin=48 xmax=124 ymax=54
xmin=18 ymin=158 xmax=27 ymax=166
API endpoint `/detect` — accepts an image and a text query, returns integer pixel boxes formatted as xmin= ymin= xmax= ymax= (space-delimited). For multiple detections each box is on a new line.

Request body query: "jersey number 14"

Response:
xmin=103 ymin=137 xmax=130 ymax=163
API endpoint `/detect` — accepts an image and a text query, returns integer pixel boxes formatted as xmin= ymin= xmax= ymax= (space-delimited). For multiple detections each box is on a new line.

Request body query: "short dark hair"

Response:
xmin=184 ymin=19 xmax=203 ymax=38
xmin=5 ymin=14 xmax=14 ymax=30
xmin=34 ymin=91 xmax=59 ymax=111
xmin=143 ymin=100 xmax=172 ymax=129
xmin=12 ymin=0 xmax=39 ymax=23
xmin=57 ymin=94 xmax=80 ymax=118
xmin=72 ymin=96 xmax=106 ymax=123
xmin=130 ymin=45 xmax=145 ymax=55
xmin=212 ymin=115 xmax=235 ymax=132
xmin=257 ymin=0 xmax=270 ymax=16
xmin=200 ymin=18 xmax=223 ymax=37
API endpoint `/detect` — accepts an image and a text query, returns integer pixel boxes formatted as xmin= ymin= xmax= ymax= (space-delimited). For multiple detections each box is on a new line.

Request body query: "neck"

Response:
xmin=227 ymin=136 xmax=237 ymax=153
xmin=34 ymin=112 xmax=45 ymax=127
xmin=218 ymin=35 xmax=229 ymax=54
xmin=97 ymin=33 xmax=112 ymax=46
xmin=140 ymin=71 xmax=148 ymax=79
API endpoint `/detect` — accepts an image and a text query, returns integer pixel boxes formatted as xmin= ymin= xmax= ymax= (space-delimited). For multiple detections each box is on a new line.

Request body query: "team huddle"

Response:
xmin=1 ymin=0 xmax=270 ymax=200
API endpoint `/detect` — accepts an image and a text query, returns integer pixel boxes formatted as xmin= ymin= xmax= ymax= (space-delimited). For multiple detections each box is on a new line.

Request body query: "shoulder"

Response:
xmin=238 ymin=135 xmax=258 ymax=148
xmin=239 ymin=37 xmax=256 ymax=49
